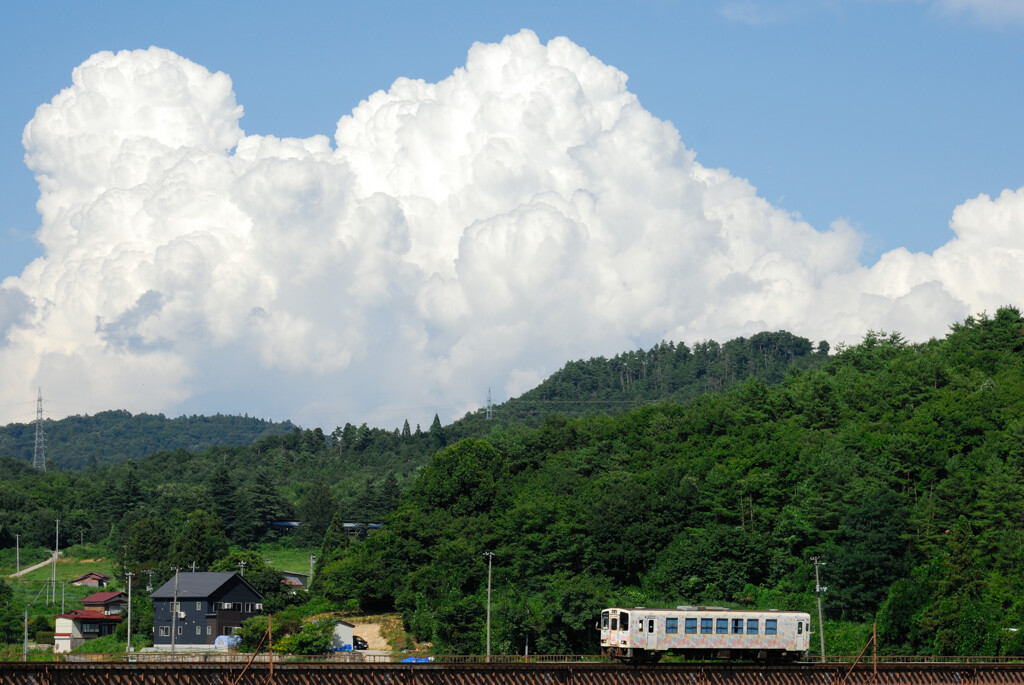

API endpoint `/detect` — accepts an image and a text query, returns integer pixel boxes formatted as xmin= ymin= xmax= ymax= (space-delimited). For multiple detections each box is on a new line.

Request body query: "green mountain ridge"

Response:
xmin=0 ymin=410 xmax=295 ymax=470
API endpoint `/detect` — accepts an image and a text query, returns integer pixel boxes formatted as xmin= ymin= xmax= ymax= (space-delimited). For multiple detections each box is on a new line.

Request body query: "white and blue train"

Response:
xmin=599 ymin=606 xmax=811 ymax=663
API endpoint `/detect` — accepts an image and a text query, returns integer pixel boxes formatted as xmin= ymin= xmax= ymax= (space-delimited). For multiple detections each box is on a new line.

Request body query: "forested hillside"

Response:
xmin=0 ymin=411 xmax=294 ymax=469
xmin=445 ymin=330 xmax=829 ymax=438
xmin=312 ymin=307 xmax=1024 ymax=657
xmin=5 ymin=311 xmax=1024 ymax=658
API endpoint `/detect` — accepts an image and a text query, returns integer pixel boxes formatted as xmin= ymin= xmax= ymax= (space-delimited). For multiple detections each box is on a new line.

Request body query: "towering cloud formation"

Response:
xmin=1 ymin=31 xmax=1021 ymax=427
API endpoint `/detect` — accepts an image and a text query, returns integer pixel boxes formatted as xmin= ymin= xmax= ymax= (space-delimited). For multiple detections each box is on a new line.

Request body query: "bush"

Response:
xmin=34 ymin=631 xmax=55 ymax=645
xmin=274 ymin=618 xmax=336 ymax=655
xmin=71 ymin=634 xmax=124 ymax=653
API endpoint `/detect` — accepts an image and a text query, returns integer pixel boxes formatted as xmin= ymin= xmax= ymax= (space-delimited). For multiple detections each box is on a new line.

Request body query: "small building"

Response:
xmin=81 ymin=591 xmax=128 ymax=615
xmin=280 ymin=571 xmax=309 ymax=591
xmin=54 ymin=609 xmax=120 ymax=653
xmin=69 ymin=572 xmax=111 ymax=588
xmin=150 ymin=572 xmax=264 ymax=651
xmin=331 ymin=620 xmax=356 ymax=650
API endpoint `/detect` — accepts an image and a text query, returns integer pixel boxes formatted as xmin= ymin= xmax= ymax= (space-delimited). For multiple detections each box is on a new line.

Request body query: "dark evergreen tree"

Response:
xmin=297 ymin=481 xmax=336 ymax=545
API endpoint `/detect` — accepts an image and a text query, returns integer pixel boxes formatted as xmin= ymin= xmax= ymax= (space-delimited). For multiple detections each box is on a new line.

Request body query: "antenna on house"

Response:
xmin=486 ymin=388 xmax=492 ymax=421
xmin=32 ymin=388 xmax=46 ymax=471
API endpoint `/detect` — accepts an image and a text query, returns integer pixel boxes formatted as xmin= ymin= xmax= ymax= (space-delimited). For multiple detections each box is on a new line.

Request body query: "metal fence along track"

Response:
xmin=3 ymin=659 xmax=1024 ymax=685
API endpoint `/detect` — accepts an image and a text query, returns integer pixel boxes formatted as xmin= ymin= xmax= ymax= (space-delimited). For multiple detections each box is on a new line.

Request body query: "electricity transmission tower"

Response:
xmin=486 ymin=388 xmax=493 ymax=421
xmin=32 ymin=388 xmax=46 ymax=472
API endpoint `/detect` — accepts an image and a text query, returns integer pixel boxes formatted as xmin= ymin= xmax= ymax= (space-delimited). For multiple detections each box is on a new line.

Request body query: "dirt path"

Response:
xmin=349 ymin=622 xmax=389 ymax=650
xmin=8 ymin=554 xmax=55 ymax=578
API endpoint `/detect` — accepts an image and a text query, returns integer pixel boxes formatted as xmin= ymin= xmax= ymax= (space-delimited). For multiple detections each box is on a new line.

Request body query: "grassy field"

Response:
xmin=253 ymin=544 xmax=317 ymax=575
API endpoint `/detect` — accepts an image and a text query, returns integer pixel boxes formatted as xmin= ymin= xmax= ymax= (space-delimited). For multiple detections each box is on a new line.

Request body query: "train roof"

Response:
xmin=603 ymin=606 xmax=809 ymax=615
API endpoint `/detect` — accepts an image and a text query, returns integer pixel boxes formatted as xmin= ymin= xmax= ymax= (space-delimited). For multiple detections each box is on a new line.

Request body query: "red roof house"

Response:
xmin=69 ymin=571 xmax=111 ymax=588
xmin=54 ymin=609 xmax=120 ymax=653
xmin=81 ymin=591 xmax=128 ymax=616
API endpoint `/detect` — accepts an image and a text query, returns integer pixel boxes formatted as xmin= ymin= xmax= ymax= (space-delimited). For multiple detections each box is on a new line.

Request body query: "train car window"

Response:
xmin=684 ymin=618 xmax=697 ymax=634
xmin=732 ymin=618 xmax=744 ymax=634
xmin=716 ymin=618 xmax=728 ymax=634
xmin=611 ymin=618 xmax=618 ymax=631
xmin=747 ymin=619 xmax=758 ymax=634
xmin=620 ymin=612 xmax=630 ymax=627
xmin=602 ymin=612 xmax=609 ymax=629
xmin=797 ymin=622 xmax=804 ymax=635
xmin=700 ymin=618 xmax=712 ymax=634
xmin=765 ymin=619 xmax=777 ymax=635
xmin=666 ymin=618 xmax=678 ymax=634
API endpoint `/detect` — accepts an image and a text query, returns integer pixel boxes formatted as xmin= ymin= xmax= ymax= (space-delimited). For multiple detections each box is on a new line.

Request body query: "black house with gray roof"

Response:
xmin=150 ymin=572 xmax=263 ymax=650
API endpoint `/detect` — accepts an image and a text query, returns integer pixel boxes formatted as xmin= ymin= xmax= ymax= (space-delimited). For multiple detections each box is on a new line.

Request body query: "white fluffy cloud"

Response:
xmin=2 ymin=31 xmax=1022 ymax=428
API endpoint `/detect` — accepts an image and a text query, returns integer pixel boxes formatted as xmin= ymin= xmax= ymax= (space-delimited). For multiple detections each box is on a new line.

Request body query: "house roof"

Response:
xmin=82 ymin=591 xmax=126 ymax=605
xmin=70 ymin=571 xmax=111 ymax=582
xmin=150 ymin=572 xmax=263 ymax=600
xmin=56 ymin=609 xmax=120 ymax=622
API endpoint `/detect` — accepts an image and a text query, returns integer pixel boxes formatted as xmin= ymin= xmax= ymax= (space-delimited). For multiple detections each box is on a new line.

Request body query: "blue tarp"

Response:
xmin=214 ymin=634 xmax=242 ymax=651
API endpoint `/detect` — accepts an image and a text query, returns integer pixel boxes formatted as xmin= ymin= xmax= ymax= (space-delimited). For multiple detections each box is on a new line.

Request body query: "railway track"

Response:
xmin=2 ymin=657 xmax=1024 ymax=685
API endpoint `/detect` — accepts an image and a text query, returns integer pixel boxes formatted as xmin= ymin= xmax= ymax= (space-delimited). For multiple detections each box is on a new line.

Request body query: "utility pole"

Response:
xmin=483 ymin=552 xmax=494 ymax=662
xmin=237 ymin=560 xmax=247 ymax=577
xmin=15 ymin=534 xmax=19 ymax=575
xmin=23 ymin=604 xmax=29 ymax=662
xmin=309 ymin=554 xmax=315 ymax=588
xmin=126 ymin=572 xmax=134 ymax=653
xmin=171 ymin=569 xmax=180 ymax=653
xmin=811 ymin=557 xmax=827 ymax=662
xmin=51 ymin=519 xmax=59 ymax=605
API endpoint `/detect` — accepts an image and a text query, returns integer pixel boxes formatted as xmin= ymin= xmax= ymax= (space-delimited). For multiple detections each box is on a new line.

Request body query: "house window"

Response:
xmin=255 ymin=603 xmax=263 ymax=610
xmin=666 ymin=618 xmax=678 ymax=634
xmin=196 ymin=602 xmax=202 ymax=611
xmin=196 ymin=626 xmax=202 ymax=635
xmin=245 ymin=603 xmax=254 ymax=612
xmin=700 ymin=618 xmax=712 ymax=634
xmin=171 ymin=602 xmax=180 ymax=612
xmin=221 ymin=602 xmax=232 ymax=610
xmin=684 ymin=618 xmax=697 ymax=634
xmin=207 ymin=626 xmax=212 ymax=635
xmin=766 ymin=619 xmax=777 ymax=635
xmin=177 ymin=626 xmax=183 ymax=635
xmin=159 ymin=626 xmax=170 ymax=637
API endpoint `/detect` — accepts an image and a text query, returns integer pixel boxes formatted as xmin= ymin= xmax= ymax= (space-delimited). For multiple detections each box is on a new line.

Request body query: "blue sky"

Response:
xmin=0 ymin=0 xmax=1022 ymax=428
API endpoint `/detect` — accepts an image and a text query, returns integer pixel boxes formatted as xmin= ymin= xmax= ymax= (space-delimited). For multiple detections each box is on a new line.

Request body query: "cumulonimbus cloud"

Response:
xmin=1 ymin=30 xmax=1021 ymax=428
